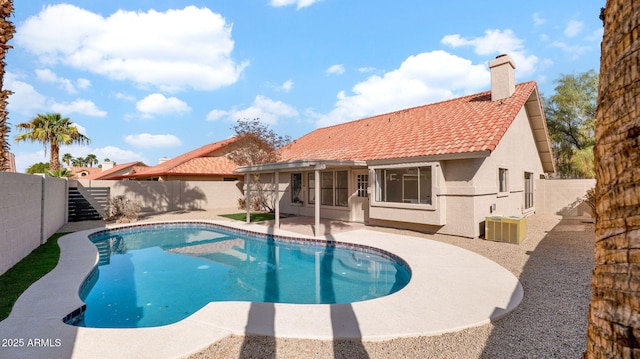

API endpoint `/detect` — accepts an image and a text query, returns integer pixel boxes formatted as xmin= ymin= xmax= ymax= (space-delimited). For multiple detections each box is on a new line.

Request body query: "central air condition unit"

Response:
xmin=485 ymin=215 xmax=527 ymax=244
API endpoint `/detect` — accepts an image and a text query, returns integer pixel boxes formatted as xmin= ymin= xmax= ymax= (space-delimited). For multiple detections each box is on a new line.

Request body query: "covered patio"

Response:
xmin=236 ymin=160 xmax=367 ymax=236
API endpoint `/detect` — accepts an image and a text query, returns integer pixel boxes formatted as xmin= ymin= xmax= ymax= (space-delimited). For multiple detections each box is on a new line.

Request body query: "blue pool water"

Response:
xmin=78 ymin=223 xmax=411 ymax=328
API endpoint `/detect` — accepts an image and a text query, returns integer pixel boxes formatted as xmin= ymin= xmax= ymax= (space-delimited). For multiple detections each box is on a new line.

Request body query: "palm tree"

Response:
xmin=62 ymin=153 xmax=73 ymax=167
xmin=85 ymin=153 xmax=98 ymax=167
xmin=15 ymin=113 xmax=90 ymax=171
xmin=584 ymin=2 xmax=640 ymax=357
xmin=0 ymin=0 xmax=15 ymax=171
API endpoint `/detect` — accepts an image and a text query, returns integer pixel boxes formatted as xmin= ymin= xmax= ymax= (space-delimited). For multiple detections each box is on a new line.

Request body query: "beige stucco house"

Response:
xmin=237 ymin=54 xmax=555 ymax=238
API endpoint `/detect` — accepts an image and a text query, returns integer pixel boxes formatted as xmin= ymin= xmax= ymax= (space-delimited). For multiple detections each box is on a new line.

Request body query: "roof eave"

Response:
xmin=236 ymin=159 xmax=368 ymax=174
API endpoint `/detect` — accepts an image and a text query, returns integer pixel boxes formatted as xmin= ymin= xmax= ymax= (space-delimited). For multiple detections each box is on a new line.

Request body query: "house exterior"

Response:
xmin=81 ymin=161 xmax=148 ymax=180
xmin=116 ymin=137 xmax=243 ymax=181
xmin=237 ymin=54 xmax=555 ymax=238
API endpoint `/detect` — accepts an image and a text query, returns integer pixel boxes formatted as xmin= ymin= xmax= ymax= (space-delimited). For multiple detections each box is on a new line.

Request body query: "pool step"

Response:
xmin=94 ymin=240 xmax=111 ymax=265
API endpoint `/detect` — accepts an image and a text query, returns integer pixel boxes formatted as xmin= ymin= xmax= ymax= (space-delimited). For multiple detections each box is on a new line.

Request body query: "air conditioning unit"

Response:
xmin=485 ymin=215 xmax=527 ymax=244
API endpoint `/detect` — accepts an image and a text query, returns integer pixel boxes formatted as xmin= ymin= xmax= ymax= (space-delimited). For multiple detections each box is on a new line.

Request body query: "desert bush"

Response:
xmin=105 ymin=195 xmax=141 ymax=223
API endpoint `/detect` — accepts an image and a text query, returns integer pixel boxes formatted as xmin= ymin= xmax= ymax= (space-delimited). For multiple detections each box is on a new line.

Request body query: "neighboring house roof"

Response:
xmin=69 ymin=166 xmax=102 ymax=179
xmin=83 ymin=161 xmax=148 ymax=180
xmin=278 ymin=81 xmax=554 ymax=172
xmin=122 ymin=137 xmax=240 ymax=179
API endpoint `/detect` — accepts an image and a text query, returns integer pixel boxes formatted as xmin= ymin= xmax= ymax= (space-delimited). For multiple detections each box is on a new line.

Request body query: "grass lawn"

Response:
xmin=220 ymin=212 xmax=276 ymax=222
xmin=0 ymin=233 xmax=66 ymax=321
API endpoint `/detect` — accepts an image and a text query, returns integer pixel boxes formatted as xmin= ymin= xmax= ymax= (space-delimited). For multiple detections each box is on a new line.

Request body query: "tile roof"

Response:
xmin=83 ymin=161 xmax=147 ymax=180
xmin=124 ymin=137 xmax=240 ymax=178
xmin=279 ymin=81 xmax=539 ymax=162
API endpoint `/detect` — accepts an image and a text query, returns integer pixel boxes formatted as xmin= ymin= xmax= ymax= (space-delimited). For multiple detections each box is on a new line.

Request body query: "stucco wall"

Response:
xmin=535 ymin=179 xmax=596 ymax=215
xmin=0 ymin=173 xmax=67 ymax=275
xmin=77 ymin=179 xmax=242 ymax=212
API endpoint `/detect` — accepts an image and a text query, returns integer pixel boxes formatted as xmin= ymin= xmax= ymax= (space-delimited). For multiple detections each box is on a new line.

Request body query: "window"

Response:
xmin=335 ymin=171 xmax=348 ymax=206
xmin=375 ymin=166 xmax=432 ymax=205
xmin=308 ymin=171 xmax=348 ymax=207
xmin=321 ymin=172 xmax=334 ymax=205
xmin=524 ymin=172 xmax=534 ymax=209
xmin=308 ymin=172 xmax=315 ymax=204
xmin=291 ymin=173 xmax=302 ymax=203
xmin=498 ymin=168 xmax=509 ymax=193
xmin=357 ymin=174 xmax=369 ymax=197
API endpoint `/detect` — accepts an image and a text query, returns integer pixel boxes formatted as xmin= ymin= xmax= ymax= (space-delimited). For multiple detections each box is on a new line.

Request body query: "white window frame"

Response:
xmin=498 ymin=167 xmax=509 ymax=197
xmin=370 ymin=162 xmax=437 ymax=210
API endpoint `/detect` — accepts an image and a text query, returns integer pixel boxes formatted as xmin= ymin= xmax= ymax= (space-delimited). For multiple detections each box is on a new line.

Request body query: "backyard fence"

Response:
xmin=0 ymin=175 xmax=593 ymax=276
xmin=75 ymin=179 xmax=243 ymax=213
xmin=0 ymin=172 xmax=67 ymax=275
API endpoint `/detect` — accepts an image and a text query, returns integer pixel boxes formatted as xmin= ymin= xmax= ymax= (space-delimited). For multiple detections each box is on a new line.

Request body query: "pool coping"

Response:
xmin=0 ymin=220 xmax=523 ymax=359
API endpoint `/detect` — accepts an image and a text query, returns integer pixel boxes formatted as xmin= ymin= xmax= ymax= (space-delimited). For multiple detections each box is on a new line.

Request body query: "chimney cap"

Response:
xmin=489 ymin=54 xmax=515 ymax=69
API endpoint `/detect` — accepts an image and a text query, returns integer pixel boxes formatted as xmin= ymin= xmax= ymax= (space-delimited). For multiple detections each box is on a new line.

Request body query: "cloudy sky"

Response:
xmin=6 ymin=1 xmax=604 ymax=172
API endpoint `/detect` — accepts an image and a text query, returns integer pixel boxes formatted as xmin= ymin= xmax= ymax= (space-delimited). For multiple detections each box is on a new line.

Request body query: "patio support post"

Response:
xmin=274 ymin=171 xmax=280 ymax=228
xmin=245 ymin=173 xmax=251 ymax=224
xmin=315 ymin=168 xmax=320 ymax=236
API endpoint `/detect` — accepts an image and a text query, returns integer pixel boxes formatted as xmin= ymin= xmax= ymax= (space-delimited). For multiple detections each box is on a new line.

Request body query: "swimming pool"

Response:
xmin=78 ymin=222 xmax=411 ymax=328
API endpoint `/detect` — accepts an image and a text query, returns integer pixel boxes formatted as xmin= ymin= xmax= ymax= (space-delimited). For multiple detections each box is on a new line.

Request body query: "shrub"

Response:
xmin=105 ymin=195 xmax=141 ymax=223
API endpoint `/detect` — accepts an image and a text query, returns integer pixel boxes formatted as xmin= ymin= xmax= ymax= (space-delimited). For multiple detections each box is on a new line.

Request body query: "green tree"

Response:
xmin=46 ymin=168 xmax=73 ymax=177
xmin=26 ymin=162 xmax=49 ymax=174
xmin=62 ymin=153 xmax=73 ymax=167
xmin=85 ymin=153 xmax=98 ymax=167
xmin=544 ymin=70 xmax=598 ymax=178
xmin=15 ymin=113 xmax=90 ymax=172
xmin=0 ymin=0 xmax=14 ymax=171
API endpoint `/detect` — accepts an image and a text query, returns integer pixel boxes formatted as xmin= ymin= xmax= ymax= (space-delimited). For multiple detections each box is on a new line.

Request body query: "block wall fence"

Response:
xmin=0 ymin=174 xmax=594 ymax=275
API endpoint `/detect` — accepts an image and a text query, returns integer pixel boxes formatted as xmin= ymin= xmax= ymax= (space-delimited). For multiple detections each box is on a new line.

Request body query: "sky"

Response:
xmin=5 ymin=0 xmax=605 ymax=173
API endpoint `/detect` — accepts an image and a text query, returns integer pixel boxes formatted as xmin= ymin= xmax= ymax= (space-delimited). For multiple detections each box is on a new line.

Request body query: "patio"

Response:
xmin=0 ymin=211 xmax=528 ymax=359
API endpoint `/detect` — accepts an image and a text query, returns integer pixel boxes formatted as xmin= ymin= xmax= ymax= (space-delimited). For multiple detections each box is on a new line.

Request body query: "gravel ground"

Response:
xmin=183 ymin=213 xmax=595 ymax=359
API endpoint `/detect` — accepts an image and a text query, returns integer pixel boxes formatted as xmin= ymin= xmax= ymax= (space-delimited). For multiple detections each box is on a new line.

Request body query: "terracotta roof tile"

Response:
xmin=83 ymin=161 xmax=147 ymax=180
xmin=124 ymin=137 xmax=239 ymax=178
xmin=279 ymin=82 xmax=538 ymax=162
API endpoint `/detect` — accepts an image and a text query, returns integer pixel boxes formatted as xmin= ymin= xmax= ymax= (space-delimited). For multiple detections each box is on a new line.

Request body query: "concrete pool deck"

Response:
xmin=0 ymin=219 xmax=522 ymax=359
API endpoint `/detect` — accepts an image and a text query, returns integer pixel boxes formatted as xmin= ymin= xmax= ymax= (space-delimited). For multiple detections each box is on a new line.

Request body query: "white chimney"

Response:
xmin=158 ymin=157 xmax=170 ymax=164
xmin=489 ymin=54 xmax=516 ymax=101
xmin=101 ymin=161 xmax=114 ymax=171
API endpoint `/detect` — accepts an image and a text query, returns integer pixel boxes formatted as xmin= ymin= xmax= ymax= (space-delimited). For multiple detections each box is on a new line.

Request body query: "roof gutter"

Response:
xmin=235 ymin=159 xmax=367 ymax=174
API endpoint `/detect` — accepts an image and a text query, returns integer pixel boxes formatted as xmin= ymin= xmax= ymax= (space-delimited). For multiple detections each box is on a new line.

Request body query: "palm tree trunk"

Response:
xmin=0 ymin=0 xmax=14 ymax=171
xmin=50 ymin=142 xmax=60 ymax=172
xmin=584 ymin=1 xmax=640 ymax=357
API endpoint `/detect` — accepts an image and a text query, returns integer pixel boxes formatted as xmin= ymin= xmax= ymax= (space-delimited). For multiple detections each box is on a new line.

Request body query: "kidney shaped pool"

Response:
xmin=76 ymin=222 xmax=411 ymax=328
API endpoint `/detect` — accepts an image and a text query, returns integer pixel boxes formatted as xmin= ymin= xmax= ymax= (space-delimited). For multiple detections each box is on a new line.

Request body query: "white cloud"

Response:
xmin=14 ymin=150 xmax=47 ymax=173
xmin=269 ymin=0 xmax=322 ymax=9
xmin=92 ymin=146 xmax=145 ymax=164
xmin=5 ymin=72 xmax=104 ymax=117
xmin=16 ymin=4 xmax=248 ymax=92
xmin=533 ymin=12 xmax=546 ymax=26
xmin=550 ymin=41 xmax=591 ymax=59
xmin=76 ymin=78 xmax=91 ymax=90
xmin=51 ymin=99 xmax=107 ymax=117
xmin=564 ymin=20 xmax=584 ymax=37
xmin=279 ymin=79 xmax=294 ymax=92
xmin=136 ymin=93 xmax=191 ymax=117
xmin=124 ymin=133 xmax=183 ymax=148
xmin=71 ymin=122 xmax=87 ymax=135
xmin=208 ymin=95 xmax=298 ymax=125
xmin=35 ymin=68 xmax=76 ymax=94
xmin=441 ymin=29 xmax=539 ymax=75
xmin=114 ymin=92 xmax=136 ymax=102
xmin=5 ymin=73 xmax=47 ymax=115
xmin=205 ymin=109 xmax=229 ymax=121
xmin=358 ymin=67 xmax=376 ymax=73
xmin=315 ymin=50 xmax=489 ymax=127
xmin=326 ymin=64 xmax=346 ymax=75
